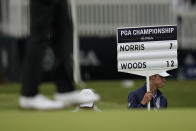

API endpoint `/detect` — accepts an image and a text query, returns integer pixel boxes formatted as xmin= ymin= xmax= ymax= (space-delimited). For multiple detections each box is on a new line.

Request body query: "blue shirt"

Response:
xmin=128 ymin=84 xmax=167 ymax=109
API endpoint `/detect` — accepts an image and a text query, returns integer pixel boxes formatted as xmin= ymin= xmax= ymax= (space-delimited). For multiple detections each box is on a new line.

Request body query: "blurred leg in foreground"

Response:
xmin=19 ymin=0 xmax=99 ymax=110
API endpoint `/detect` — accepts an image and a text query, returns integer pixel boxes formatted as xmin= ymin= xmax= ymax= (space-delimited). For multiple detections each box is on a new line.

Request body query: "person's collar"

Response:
xmin=156 ymin=89 xmax=162 ymax=97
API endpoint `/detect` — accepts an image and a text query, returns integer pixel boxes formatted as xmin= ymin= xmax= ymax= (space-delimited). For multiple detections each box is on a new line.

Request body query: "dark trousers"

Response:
xmin=21 ymin=0 xmax=74 ymax=96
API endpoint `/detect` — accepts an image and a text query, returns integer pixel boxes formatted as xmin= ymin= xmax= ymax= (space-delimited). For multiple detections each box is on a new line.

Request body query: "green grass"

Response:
xmin=1 ymin=79 xmax=196 ymax=110
xmin=1 ymin=80 xmax=196 ymax=131
xmin=1 ymin=109 xmax=196 ymax=131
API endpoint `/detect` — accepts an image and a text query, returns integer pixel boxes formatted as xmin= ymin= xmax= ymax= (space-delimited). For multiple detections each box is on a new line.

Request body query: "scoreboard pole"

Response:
xmin=146 ymin=75 xmax=150 ymax=110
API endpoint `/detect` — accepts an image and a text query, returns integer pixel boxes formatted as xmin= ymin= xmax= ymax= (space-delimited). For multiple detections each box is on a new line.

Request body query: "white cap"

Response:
xmin=158 ymin=72 xmax=170 ymax=77
xmin=79 ymin=89 xmax=94 ymax=108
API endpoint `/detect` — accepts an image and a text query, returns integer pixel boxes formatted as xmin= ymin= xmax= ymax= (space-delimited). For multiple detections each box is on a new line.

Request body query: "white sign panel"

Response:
xmin=117 ymin=25 xmax=178 ymax=76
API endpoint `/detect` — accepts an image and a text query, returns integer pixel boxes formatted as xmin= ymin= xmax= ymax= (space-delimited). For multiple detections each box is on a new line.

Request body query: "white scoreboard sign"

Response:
xmin=117 ymin=25 xmax=178 ymax=76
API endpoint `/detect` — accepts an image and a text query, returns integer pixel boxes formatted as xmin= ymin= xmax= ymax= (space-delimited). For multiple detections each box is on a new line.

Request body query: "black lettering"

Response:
xmin=141 ymin=44 xmax=145 ymax=50
xmin=133 ymin=63 xmax=137 ymax=69
xmin=143 ymin=62 xmax=146 ymax=68
xmin=171 ymin=60 xmax=174 ymax=67
xmin=138 ymin=62 xmax=142 ymax=68
xmin=166 ymin=60 xmax=174 ymax=67
xmin=130 ymin=45 xmax=134 ymax=51
xmin=128 ymin=63 xmax=132 ymax=69
xmin=170 ymin=43 xmax=173 ymax=49
xmin=121 ymin=62 xmax=147 ymax=69
xmin=125 ymin=45 xmax=130 ymax=51
xmin=120 ymin=45 xmax=125 ymax=52
xmin=135 ymin=45 xmax=139 ymax=51
xmin=120 ymin=44 xmax=145 ymax=52
xmin=166 ymin=61 xmax=169 ymax=67
xmin=121 ymin=63 xmax=127 ymax=69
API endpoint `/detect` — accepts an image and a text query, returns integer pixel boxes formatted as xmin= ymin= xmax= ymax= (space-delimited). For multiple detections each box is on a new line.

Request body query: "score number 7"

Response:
xmin=170 ymin=43 xmax=173 ymax=49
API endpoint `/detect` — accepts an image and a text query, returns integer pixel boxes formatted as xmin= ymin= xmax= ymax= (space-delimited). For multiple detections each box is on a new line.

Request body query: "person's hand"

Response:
xmin=141 ymin=92 xmax=152 ymax=105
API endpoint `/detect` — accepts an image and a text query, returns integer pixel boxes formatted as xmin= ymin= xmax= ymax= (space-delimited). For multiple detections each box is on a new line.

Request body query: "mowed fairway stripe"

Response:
xmin=0 ymin=109 xmax=196 ymax=131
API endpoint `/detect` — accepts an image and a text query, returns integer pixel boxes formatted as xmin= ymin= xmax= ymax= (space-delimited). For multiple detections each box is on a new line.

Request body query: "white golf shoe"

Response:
xmin=54 ymin=90 xmax=100 ymax=107
xmin=19 ymin=94 xmax=64 ymax=110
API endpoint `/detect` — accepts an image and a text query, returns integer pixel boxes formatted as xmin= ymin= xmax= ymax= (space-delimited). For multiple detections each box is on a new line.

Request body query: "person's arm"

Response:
xmin=128 ymin=92 xmax=146 ymax=109
xmin=128 ymin=91 xmax=152 ymax=109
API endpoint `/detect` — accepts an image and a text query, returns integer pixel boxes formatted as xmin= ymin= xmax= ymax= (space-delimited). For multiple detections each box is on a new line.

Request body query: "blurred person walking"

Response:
xmin=19 ymin=0 xmax=99 ymax=110
xmin=128 ymin=72 xmax=169 ymax=109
